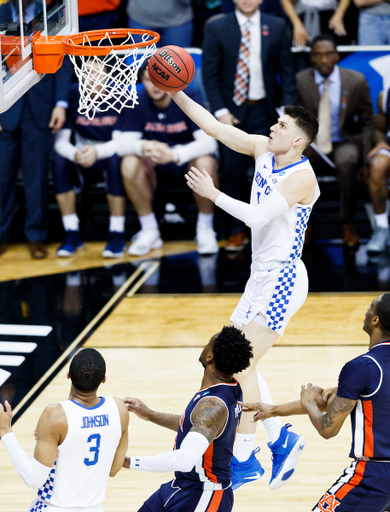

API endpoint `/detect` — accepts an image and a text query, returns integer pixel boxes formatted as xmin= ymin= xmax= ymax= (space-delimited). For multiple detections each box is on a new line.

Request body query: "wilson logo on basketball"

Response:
xmin=157 ymin=49 xmax=182 ymax=74
xmin=151 ymin=63 xmax=170 ymax=82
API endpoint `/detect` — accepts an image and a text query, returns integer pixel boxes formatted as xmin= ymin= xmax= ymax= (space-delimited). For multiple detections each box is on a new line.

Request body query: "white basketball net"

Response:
xmin=68 ymin=31 xmax=157 ymax=120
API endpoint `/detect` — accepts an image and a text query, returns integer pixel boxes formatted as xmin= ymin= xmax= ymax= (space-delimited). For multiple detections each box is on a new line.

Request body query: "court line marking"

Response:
xmin=127 ymin=262 xmax=161 ymax=297
xmin=13 ymin=262 xmax=149 ymax=417
xmin=0 ymin=325 xmax=52 ymax=336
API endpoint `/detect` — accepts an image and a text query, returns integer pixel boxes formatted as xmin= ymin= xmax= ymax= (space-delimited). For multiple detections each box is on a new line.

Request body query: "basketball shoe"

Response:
xmin=56 ymin=230 xmax=84 ymax=257
xmin=196 ymin=227 xmax=219 ymax=255
xmin=268 ymin=423 xmax=306 ymax=490
xmin=102 ymin=231 xmax=126 ymax=258
xmin=128 ymin=229 xmax=163 ymax=256
xmin=231 ymin=447 xmax=265 ymax=491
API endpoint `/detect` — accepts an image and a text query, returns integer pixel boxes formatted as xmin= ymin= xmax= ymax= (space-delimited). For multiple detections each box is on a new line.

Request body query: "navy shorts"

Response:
xmin=312 ymin=460 xmax=390 ymax=512
xmin=52 ymin=154 xmax=124 ymax=197
xmin=155 ymin=163 xmax=189 ymax=192
xmin=138 ymin=479 xmax=233 ymax=512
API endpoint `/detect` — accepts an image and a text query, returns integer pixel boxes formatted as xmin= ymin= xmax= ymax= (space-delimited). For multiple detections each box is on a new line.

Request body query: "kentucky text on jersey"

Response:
xmin=81 ymin=414 xmax=109 ymax=429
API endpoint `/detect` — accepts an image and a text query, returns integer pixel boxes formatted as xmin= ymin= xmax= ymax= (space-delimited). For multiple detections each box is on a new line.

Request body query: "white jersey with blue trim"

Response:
xmin=30 ymin=397 xmax=121 ymax=511
xmin=250 ymin=152 xmax=320 ymax=263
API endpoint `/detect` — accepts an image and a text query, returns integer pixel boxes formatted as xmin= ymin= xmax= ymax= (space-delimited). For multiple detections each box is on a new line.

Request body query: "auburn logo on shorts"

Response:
xmin=318 ymin=492 xmax=341 ymax=512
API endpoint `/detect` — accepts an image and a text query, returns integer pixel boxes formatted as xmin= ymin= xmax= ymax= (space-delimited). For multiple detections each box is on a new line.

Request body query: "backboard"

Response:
xmin=0 ymin=0 xmax=78 ymax=113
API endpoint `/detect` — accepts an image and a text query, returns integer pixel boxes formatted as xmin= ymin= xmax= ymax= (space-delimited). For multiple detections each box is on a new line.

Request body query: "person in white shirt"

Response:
xmin=169 ymin=88 xmax=319 ymax=491
xmin=0 ymin=348 xmax=129 ymax=512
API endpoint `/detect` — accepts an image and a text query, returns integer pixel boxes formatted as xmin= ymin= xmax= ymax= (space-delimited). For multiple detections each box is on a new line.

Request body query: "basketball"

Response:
xmin=147 ymin=46 xmax=195 ymax=93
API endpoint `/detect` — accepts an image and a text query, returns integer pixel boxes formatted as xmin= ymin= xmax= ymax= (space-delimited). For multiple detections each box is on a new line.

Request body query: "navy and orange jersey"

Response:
xmin=337 ymin=341 xmax=390 ymax=460
xmin=174 ymin=380 xmax=242 ymax=489
xmin=64 ymin=83 xmax=119 ymax=142
xmin=384 ymin=87 xmax=390 ymax=144
xmin=116 ymin=89 xmax=203 ymax=147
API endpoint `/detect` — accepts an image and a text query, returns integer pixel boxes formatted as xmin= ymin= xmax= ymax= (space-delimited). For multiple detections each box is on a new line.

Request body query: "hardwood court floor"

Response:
xmin=0 ymin=288 xmax=374 ymax=512
xmin=0 ymin=344 xmax=364 ymax=512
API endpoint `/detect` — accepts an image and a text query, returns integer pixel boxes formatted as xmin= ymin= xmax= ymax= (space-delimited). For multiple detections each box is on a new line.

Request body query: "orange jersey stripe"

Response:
xmin=207 ymin=490 xmax=224 ymax=512
xmin=203 ymin=443 xmax=218 ymax=483
xmin=335 ymin=461 xmax=366 ymax=501
xmin=363 ymin=401 xmax=374 ymax=458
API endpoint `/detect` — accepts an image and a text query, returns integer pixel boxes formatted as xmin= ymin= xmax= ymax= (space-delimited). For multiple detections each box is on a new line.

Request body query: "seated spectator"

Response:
xmin=366 ymin=89 xmax=390 ymax=254
xmin=78 ymin=0 xmax=121 ymax=32
xmin=127 ymin=0 xmax=194 ymax=47
xmin=296 ymin=34 xmax=374 ymax=249
xmin=53 ymin=63 xmax=126 ymax=258
xmin=116 ymin=61 xmax=219 ymax=256
xmin=353 ymin=0 xmax=390 ymax=45
xmin=281 ymin=0 xmax=352 ymax=46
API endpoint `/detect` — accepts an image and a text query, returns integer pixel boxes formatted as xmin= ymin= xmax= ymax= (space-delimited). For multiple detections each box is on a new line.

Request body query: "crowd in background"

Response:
xmin=1 ymin=0 xmax=390 ymax=260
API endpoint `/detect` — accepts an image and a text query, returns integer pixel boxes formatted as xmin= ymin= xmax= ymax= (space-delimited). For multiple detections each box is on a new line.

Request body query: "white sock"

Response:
xmin=234 ymin=433 xmax=256 ymax=462
xmin=109 ymin=215 xmax=125 ymax=233
xmin=257 ymin=372 xmax=283 ymax=444
xmin=196 ymin=212 xmax=214 ymax=231
xmin=375 ymin=212 xmax=389 ymax=229
xmin=139 ymin=213 xmax=159 ymax=231
xmin=62 ymin=214 xmax=79 ymax=232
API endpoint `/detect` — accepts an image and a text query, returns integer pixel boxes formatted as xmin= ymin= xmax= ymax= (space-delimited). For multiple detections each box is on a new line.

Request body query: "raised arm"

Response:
xmin=109 ymin=398 xmax=129 ymax=477
xmin=0 ymin=401 xmax=65 ymax=489
xmin=169 ymin=91 xmax=268 ymax=157
xmin=123 ymin=397 xmax=227 ymax=473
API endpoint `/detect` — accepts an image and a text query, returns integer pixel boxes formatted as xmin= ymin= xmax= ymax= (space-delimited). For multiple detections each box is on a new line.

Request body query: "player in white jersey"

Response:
xmin=0 ymin=348 xmax=129 ymax=512
xmin=169 ymin=91 xmax=319 ymax=491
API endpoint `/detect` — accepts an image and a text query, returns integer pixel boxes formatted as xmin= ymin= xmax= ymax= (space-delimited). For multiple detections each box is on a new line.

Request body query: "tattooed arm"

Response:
xmin=189 ymin=397 xmax=228 ymax=443
xmin=122 ymin=397 xmax=227 ymax=473
xmin=123 ymin=397 xmax=180 ymax=431
xmin=301 ymin=384 xmax=356 ymax=439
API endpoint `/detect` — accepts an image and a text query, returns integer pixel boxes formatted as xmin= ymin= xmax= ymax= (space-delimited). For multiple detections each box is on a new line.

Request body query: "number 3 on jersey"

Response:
xmin=84 ymin=433 xmax=101 ymax=466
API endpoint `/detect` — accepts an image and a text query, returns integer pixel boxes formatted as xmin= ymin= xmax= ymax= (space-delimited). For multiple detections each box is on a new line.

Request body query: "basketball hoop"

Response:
xmin=32 ymin=29 xmax=160 ymax=119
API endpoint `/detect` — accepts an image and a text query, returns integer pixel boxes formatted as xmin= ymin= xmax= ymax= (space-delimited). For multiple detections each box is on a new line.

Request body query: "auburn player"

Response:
xmin=240 ymin=293 xmax=390 ymax=512
xmin=123 ymin=326 xmax=253 ymax=512
xmin=0 ymin=348 xmax=129 ymax=512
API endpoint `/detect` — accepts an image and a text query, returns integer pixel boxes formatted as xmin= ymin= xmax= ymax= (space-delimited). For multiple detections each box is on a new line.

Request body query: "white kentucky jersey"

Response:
xmin=250 ymin=152 xmax=320 ymax=262
xmin=30 ymin=397 xmax=121 ymax=511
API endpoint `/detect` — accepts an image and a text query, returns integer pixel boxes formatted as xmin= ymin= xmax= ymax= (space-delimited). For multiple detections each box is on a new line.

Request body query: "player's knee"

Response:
xmin=370 ymin=154 xmax=390 ymax=184
xmin=192 ymin=156 xmax=218 ymax=178
xmin=121 ymin=155 xmax=144 ymax=182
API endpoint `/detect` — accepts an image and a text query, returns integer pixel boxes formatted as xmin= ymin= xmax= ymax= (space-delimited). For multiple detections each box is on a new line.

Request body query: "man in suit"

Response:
xmin=0 ymin=65 xmax=71 ymax=259
xmin=296 ymin=33 xmax=375 ymax=248
xmin=202 ymin=0 xmax=296 ymax=251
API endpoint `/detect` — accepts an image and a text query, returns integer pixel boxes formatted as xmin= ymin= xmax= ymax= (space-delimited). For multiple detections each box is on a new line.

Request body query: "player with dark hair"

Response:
xmin=169 ymin=90 xmax=319 ymax=491
xmin=240 ymin=293 xmax=390 ymax=512
xmin=0 ymin=348 xmax=129 ymax=512
xmin=123 ymin=326 xmax=253 ymax=512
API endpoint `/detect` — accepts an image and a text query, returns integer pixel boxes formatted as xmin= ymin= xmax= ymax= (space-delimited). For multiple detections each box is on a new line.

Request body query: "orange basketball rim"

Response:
xmin=32 ymin=28 xmax=160 ymax=74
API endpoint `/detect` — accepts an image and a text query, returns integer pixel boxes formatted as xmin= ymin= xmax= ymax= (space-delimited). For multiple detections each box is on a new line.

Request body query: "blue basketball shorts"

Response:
xmin=312 ymin=460 xmax=390 ymax=512
xmin=230 ymin=258 xmax=308 ymax=335
xmin=138 ymin=479 xmax=233 ymax=512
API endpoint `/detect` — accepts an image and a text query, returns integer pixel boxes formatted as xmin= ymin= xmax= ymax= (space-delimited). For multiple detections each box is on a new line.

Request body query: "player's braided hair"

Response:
xmin=69 ymin=348 xmax=106 ymax=392
xmin=375 ymin=294 xmax=390 ymax=333
xmin=284 ymin=105 xmax=319 ymax=146
xmin=212 ymin=326 xmax=253 ymax=375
